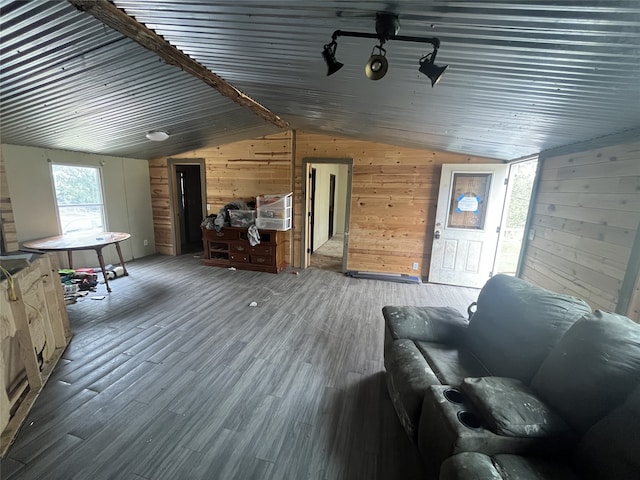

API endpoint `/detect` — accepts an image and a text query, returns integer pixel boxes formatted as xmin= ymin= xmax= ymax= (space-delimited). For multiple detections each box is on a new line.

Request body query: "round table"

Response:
xmin=23 ymin=232 xmax=131 ymax=293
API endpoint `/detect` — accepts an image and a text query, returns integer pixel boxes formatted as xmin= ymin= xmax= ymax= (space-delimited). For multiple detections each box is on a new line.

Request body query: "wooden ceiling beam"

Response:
xmin=69 ymin=0 xmax=289 ymax=129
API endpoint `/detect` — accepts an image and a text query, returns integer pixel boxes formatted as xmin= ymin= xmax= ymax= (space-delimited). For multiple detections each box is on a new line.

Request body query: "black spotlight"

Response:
xmin=419 ymin=54 xmax=448 ymax=87
xmin=322 ymin=41 xmax=344 ymax=76
xmin=365 ymin=44 xmax=388 ymax=80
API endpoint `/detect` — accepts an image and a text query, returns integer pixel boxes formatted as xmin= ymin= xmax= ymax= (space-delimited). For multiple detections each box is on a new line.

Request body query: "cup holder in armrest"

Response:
xmin=457 ymin=410 xmax=483 ymax=430
xmin=443 ymin=388 xmax=465 ymax=404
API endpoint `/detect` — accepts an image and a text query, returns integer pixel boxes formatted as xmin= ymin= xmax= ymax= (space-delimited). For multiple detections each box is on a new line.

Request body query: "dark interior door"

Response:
xmin=176 ymin=165 xmax=203 ymax=253
xmin=310 ymin=168 xmax=317 ymax=253
xmin=329 ymin=174 xmax=336 ymax=238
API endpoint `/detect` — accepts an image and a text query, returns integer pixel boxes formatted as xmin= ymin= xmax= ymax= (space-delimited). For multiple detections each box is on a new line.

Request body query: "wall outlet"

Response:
xmin=143 ymin=239 xmax=148 ymax=246
xmin=207 ymin=203 xmax=211 ymax=211
xmin=412 ymin=262 xmax=419 ymax=270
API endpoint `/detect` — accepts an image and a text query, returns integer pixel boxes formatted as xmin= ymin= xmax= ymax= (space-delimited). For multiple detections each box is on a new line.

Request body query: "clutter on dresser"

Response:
xmin=201 ymin=193 xmax=292 ymax=233
xmin=200 ymin=194 xmax=291 ymax=273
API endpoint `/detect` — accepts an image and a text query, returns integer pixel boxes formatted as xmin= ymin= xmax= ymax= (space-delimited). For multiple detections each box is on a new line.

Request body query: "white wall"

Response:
xmin=2 ymin=144 xmax=156 ymax=268
xmin=312 ymin=163 xmax=348 ymax=250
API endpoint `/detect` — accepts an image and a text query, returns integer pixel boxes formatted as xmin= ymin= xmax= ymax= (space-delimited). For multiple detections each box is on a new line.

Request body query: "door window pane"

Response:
xmin=51 ymin=165 xmax=105 ymax=234
xmin=447 ymin=173 xmax=492 ymax=230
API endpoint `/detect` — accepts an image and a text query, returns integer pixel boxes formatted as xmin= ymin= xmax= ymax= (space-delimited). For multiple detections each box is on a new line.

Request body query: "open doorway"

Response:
xmin=494 ymin=157 xmax=538 ymax=275
xmin=168 ymin=158 xmax=207 ymax=256
xmin=302 ymin=158 xmax=353 ymax=272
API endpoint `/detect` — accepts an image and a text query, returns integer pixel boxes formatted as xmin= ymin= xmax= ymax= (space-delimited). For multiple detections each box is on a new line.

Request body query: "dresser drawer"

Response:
xmin=205 ymin=228 xmax=238 ymax=240
xmin=230 ymin=242 xmax=249 ymax=253
xmin=250 ymin=255 xmax=273 ymax=266
xmin=250 ymin=244 xmax=272 ymax=255
xmin=229 ymin=253 xmax=249 ymax=263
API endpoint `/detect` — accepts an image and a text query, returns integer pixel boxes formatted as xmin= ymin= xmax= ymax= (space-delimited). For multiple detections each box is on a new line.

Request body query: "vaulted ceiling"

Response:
xmin=1 ymin=1 xmax=639 ymax=161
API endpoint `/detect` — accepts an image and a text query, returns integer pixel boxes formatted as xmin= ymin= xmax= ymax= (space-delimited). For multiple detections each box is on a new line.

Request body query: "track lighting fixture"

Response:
xmin=419 ymin=52 xmax=448 ymax=87
xmin=322 ymin=40 xmax=344 ymax=76
xmin=322 ymin=12 xmax=448 ymax=85
xmin=365 ymin=44 xmax=388 ymax=80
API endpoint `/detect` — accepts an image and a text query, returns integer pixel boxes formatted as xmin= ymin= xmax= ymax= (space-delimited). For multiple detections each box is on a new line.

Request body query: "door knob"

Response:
xmin=434 ymin=230 xmax=441 ymax=239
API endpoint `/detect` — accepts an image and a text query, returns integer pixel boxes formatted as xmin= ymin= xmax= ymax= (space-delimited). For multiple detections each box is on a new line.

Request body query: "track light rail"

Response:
xmin=322 ymin=13 xmax=447 ymax=85
xmin=330 ymin=30 xmax=441 ymax=50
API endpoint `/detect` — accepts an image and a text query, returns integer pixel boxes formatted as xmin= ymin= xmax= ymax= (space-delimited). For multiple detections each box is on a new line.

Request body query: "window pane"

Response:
xmin=51 ymin=165 xmax=105 ymax=235
xmin=447 ymin=173 xmax=492 ymax=230
xmin=58 ymin=205 xmax=104 ymax=234
xmin=52 ymin=165 xmax=102 ymax=205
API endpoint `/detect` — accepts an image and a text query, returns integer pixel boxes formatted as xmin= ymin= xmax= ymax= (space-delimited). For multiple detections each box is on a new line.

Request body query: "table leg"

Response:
xmin=114 ymin=242 xmax=129 ymax=276
xmin=95 ymin=247 xmax=111 ymax=293
xmin=67 ymin=250 xmax=73 ymax=269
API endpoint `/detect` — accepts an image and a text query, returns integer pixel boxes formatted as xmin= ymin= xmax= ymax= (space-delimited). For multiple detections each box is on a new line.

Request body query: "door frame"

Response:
xmin=167 ymin=158 xmax=207 ymax=256
xmin=310 ymin=168 xmax=317 ymax=253
xmin=301 ymin=157 xmax=353 ymax=272
xmin=329 ymin=173 xmax=336 ymax=238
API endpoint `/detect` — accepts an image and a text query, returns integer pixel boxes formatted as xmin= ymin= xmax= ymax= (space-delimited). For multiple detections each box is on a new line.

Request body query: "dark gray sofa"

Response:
xmin=382 ymin=274 xmax=640 ymax=478
xmin=440 ymin=381 xmax=640 ymax=479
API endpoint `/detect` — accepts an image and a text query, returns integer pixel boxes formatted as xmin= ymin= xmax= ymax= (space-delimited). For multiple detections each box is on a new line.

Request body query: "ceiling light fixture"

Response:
xmin=145 ymin=130 xmax=169 ymax=141
xmin=419 ymin=53 xmax=448 ymax=87
xmin=321 ymin=41 xmax=344 ymax=76
xmin=365 ymin=44 xmax=388 ymax=80
xmin=322 ymin=12 xmax=447 ymax=86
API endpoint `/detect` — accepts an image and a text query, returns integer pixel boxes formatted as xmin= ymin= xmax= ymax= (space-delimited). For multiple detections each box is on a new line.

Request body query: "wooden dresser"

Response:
xmin=201 ymin=226 xmax=286 ymax=273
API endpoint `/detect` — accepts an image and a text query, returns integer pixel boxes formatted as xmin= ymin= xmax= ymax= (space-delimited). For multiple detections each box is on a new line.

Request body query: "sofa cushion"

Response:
xmin=460 ymin=377 xmax=572 ymax=438
xmin=465 ymin=275 xmax=591 ymax=384
xmin=531 ymin=311 xmax=640 ymax=433
xmin=417 ymin=342 xmax=490 ymax=386
xmin=383 ymin=305 xmax=468 ymax=343
xmin=439 ymin=452 xmax=580 ymax=480
xmin=573 ymin=383 xmax=640 ymax=479
xmin=384 ymin=338 xmax=441 ymax=439
xmin=439 ymin=452 xmax=504 ymax=480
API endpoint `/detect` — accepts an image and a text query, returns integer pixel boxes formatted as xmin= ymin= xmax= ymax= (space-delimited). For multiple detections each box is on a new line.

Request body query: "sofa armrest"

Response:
xmin=383 ymin=306 xmax=468 ymax=343
xmin=460 ymin=377 xmax=574 ymax=439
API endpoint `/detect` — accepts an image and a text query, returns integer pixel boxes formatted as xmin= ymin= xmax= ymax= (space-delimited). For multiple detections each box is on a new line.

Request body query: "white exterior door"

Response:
xmin=429 ymin=164 xmax=509 ymax=288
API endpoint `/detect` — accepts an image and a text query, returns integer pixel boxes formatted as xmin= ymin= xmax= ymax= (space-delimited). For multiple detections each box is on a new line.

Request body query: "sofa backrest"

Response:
xmin=573 ymin=382 xmax=640 ymax=479
xmin=531 ymin=311 xmax=640 ymax=434
xmin=465 ymin=274 xmax=591 ymax=383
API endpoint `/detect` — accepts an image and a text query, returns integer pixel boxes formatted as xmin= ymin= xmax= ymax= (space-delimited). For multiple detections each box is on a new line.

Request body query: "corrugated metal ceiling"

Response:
xmin=0 ymin=1 xmax=280 ymax=159
xmin=1 ymin=1 xmax=639 ymax=160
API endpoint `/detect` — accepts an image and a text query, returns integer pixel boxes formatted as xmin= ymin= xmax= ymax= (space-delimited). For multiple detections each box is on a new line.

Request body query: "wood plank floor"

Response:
xmin=1 ymin=254 xmax=479 ymax=480
xmin=310 ymin=234 xmax=344 ymax=272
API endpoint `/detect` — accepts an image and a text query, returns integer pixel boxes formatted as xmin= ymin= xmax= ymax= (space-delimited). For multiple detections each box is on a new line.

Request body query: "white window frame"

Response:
xmin=50 ymin=163 xmax=107 ymax=235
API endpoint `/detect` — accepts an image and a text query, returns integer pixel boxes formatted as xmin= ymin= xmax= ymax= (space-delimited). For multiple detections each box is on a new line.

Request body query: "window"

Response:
xmin=446 ymin=172 xmax=492 ymax=230
xmin=51 ymin=164 xmax=105 ymax=235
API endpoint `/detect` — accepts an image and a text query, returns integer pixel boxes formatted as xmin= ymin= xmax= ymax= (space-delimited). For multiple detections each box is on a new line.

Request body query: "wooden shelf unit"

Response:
xmin=201 ymin=226 xmax=286 ymax=273
xmin=1 ymin=253 xmax=71 ymax=456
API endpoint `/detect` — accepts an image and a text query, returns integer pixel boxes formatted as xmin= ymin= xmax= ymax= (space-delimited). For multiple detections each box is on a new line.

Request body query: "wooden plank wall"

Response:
xmin=149 ymin=130 xmax=500 ymax=276
xmin=148 ymin=157 xmax=173 ymax=255
xmin=149 ymin=132 xmax=293 ymax=257
xmin=520 ymin=137 xmax=640 ymax=319
xmin=0 ymin=150 xmax=19 ymax=252
xmin=294 ymin=132 xmax=501 ymax=276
